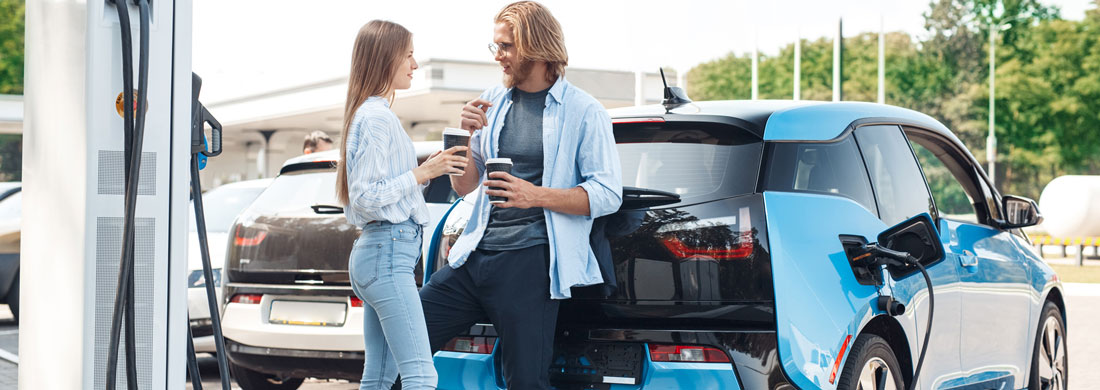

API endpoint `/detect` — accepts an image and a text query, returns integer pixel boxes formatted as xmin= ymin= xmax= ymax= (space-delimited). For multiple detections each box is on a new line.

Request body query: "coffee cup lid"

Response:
xmin=443 ymin=128 xmax=470 ymax=136
xmin=486 ymin=157 xmax=512 ymax=164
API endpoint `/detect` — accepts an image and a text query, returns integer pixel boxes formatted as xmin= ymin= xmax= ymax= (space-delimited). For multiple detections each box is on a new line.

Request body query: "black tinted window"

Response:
xmin=854 ymin=125 xmax=933 ymax=226
xmin=763 ymin=137 xmax=877 ymax=214
xmin=614 ymin=121 xmax=762 ymax=201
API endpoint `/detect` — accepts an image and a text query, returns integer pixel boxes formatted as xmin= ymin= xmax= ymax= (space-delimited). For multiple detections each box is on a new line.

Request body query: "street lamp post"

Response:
xmin=987 ymin=15 xmax=1028 ymax=188
xmin=988 ymin=21 xmax=997 ymax=187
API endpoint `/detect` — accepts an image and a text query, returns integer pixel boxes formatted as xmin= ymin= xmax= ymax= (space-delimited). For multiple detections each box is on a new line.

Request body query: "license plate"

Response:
xmin=550 ymin=343 xmax=643 ymax=386
xmin=268 ymin=300 xmax=347 ymax=327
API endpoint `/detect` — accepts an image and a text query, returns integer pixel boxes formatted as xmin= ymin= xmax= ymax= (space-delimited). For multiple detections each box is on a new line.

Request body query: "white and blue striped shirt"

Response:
xmin=344 ymin=96 xmax=430 ymax=228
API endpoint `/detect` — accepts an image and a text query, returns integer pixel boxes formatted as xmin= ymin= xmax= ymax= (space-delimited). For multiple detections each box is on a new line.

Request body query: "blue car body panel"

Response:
xmin=939 ymin=218 xmax=1033 ymax=388
xmin=433 ymin=343 xmax=742 ymax=390
xmin=423 ymin=198 xmax=463 ymax=284
xmin=763 ymin=102 xmax=951 ymax=141
xmin=433 ymin=351 xmax=499 ymax=390
xmin=641 ymin=361 xmax=741 ymax=389
xmin=765 ymin=192 xmax=970 ymax=390
xmin=763 ymin=191 xmax=885 ymax=389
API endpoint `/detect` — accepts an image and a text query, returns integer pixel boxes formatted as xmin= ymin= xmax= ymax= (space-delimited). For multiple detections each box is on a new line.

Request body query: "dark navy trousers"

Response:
xmin=419 ymin=244 xmax=559 ymax=389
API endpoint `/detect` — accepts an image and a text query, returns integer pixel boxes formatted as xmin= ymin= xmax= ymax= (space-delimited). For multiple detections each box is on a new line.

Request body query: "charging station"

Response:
xmin=23 ymin=0 xmax=193 ymax=388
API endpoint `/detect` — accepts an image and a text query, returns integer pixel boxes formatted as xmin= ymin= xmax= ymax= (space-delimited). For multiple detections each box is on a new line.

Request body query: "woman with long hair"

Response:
xmin=336 ymin=20 xmax=465 ymax=390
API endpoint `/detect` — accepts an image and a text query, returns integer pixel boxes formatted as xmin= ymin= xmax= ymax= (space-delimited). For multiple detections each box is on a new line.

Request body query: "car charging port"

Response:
xmin=877 ymin=295 xmax=905 ymax=317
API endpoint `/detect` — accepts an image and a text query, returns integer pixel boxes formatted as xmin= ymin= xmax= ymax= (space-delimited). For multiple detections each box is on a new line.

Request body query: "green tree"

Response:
xmin=0 ymin=0 xmax=23 ymax=95
xmin=0 ymin=0 xmax=22 ymax=182
xmin=687 ymin=0 xmax=1098 ymax=203
xmin=981 ymin=13 xmax=1100 ymax=199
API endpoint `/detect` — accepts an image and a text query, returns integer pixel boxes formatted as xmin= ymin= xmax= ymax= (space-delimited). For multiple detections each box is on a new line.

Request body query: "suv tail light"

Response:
xmin=659 ymin=232 xmax=753 ymax=259
xmin=234 ymin=225 xmax=268 ymax=247
xmin=648 ymin=344 xmax=730 ymax=363
xmin=350 ymin=296 xmax=364 ymax=308
xmin=230 ymin=294 xmax=263 ymax=304
xmin=441 ymin=336 xmax=496 ymax=354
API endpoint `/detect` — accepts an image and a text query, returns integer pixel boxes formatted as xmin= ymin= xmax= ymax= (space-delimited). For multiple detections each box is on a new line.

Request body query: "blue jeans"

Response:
xmin=349 ymin=220 xmax=437 ymax=390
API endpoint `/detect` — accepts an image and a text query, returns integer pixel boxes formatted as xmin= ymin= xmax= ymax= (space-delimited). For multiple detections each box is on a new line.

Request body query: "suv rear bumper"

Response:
xmin=225 ymin=339 xmax=364 ymax=381
xmin=221 ymin=284 xmax=364 ymax=351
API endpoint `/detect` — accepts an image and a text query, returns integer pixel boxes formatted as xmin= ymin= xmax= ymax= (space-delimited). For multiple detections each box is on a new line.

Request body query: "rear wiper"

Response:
xmin=311 ymin=204 xmax=344 ymax=214
xmin=621 ymin=186 xmax=681 ymax=209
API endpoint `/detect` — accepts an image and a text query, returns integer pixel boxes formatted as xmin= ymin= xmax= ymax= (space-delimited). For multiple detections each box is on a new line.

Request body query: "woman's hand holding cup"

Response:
xmin=413 ymin=146 xmax=468 ymax=184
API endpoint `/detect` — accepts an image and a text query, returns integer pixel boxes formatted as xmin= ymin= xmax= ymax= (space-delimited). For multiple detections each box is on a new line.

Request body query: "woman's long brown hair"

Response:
xmin=336 ymin=20 xmax=412 ymax=206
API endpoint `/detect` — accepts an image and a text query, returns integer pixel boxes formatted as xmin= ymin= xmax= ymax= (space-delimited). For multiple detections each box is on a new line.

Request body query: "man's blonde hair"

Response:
xmin=496 ymin=1 xmax=568 ymax=84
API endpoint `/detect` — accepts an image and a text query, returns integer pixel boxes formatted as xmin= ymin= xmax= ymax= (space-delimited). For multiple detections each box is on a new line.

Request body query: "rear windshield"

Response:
xmin=614 ymin=121 xmax=762 ymax=202
xmin=246 ymin=169 xmax=338 ymax=217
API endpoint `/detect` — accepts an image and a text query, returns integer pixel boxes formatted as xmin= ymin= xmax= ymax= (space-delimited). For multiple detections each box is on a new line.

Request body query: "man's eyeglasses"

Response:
xmin=487 ymin=42 xmax=514 ymax=56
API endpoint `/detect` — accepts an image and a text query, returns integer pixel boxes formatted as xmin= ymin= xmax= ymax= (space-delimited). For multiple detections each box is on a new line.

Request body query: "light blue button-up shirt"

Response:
xmin=344 ymin=96 xmax=430 ymax=228
xmin=446 ymin=77 xmax=623 ymax=299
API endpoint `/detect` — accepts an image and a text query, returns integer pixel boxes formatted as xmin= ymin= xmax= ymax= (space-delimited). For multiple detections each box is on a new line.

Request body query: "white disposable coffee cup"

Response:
xmin=485 ymin=157 xmax=513 ymax=204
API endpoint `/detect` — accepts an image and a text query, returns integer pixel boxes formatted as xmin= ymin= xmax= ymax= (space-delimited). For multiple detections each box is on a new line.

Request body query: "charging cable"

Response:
xmin=186 ymin=73 xmax=230 ymax=390
xmin=853 ymin=244 xmax=934 ymax=390
xmin=105 ymin=0 xmax=150 ymax=388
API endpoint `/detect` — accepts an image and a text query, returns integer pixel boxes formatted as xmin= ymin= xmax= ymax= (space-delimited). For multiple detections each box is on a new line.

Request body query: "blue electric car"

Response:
xmin=425 ymin=100 xmax=1066 ymax=390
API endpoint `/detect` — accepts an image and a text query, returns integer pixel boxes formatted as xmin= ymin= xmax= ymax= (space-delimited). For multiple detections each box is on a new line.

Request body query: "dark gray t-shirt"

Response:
xmin=478 ymin=87 xmax=550 ymax=251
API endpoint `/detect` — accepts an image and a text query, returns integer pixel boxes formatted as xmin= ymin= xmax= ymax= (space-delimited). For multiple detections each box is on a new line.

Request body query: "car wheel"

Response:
xmin=6 ymin=272 xmax=17 ymax=323
xmin=229 ymin=362 xmax=304 ymax=390
xmin=836 ymin=333 xmax=905 ymax=390
xmin=1029 ymin=301 xmax=1068 ymax=390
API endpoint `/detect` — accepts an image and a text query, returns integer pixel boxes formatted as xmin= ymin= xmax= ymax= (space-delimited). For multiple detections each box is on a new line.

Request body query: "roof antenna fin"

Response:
xmin=660 ymin=68 xmax=692 ymax=109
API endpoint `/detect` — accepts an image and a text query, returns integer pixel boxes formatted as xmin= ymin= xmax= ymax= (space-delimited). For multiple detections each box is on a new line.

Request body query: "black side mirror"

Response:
xmin=878 ymin=213 xmax=945 ymax=271
xmin=1000 ymin=195 xmax=1043 ymax=229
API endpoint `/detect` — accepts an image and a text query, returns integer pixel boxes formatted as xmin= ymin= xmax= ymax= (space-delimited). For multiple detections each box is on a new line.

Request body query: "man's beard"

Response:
xmin=503 ymin=60 xmax=535 ymax=88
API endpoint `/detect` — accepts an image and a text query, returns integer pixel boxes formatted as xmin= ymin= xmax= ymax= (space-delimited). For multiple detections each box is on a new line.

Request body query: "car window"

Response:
xmin=854 ymin=125 xmax=934 ymax=226
xmin=908 ymin=141 xmax=979 ymax=223
xmin=762 ymin=137 xmax=878 ymax=215
xmin=189 ymin=185 xmax=267 ymax=233
xmin=614 ymin=121 xmax=762 ymax=201
xmin=0 ymin=191 xmax=21 ymax=221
